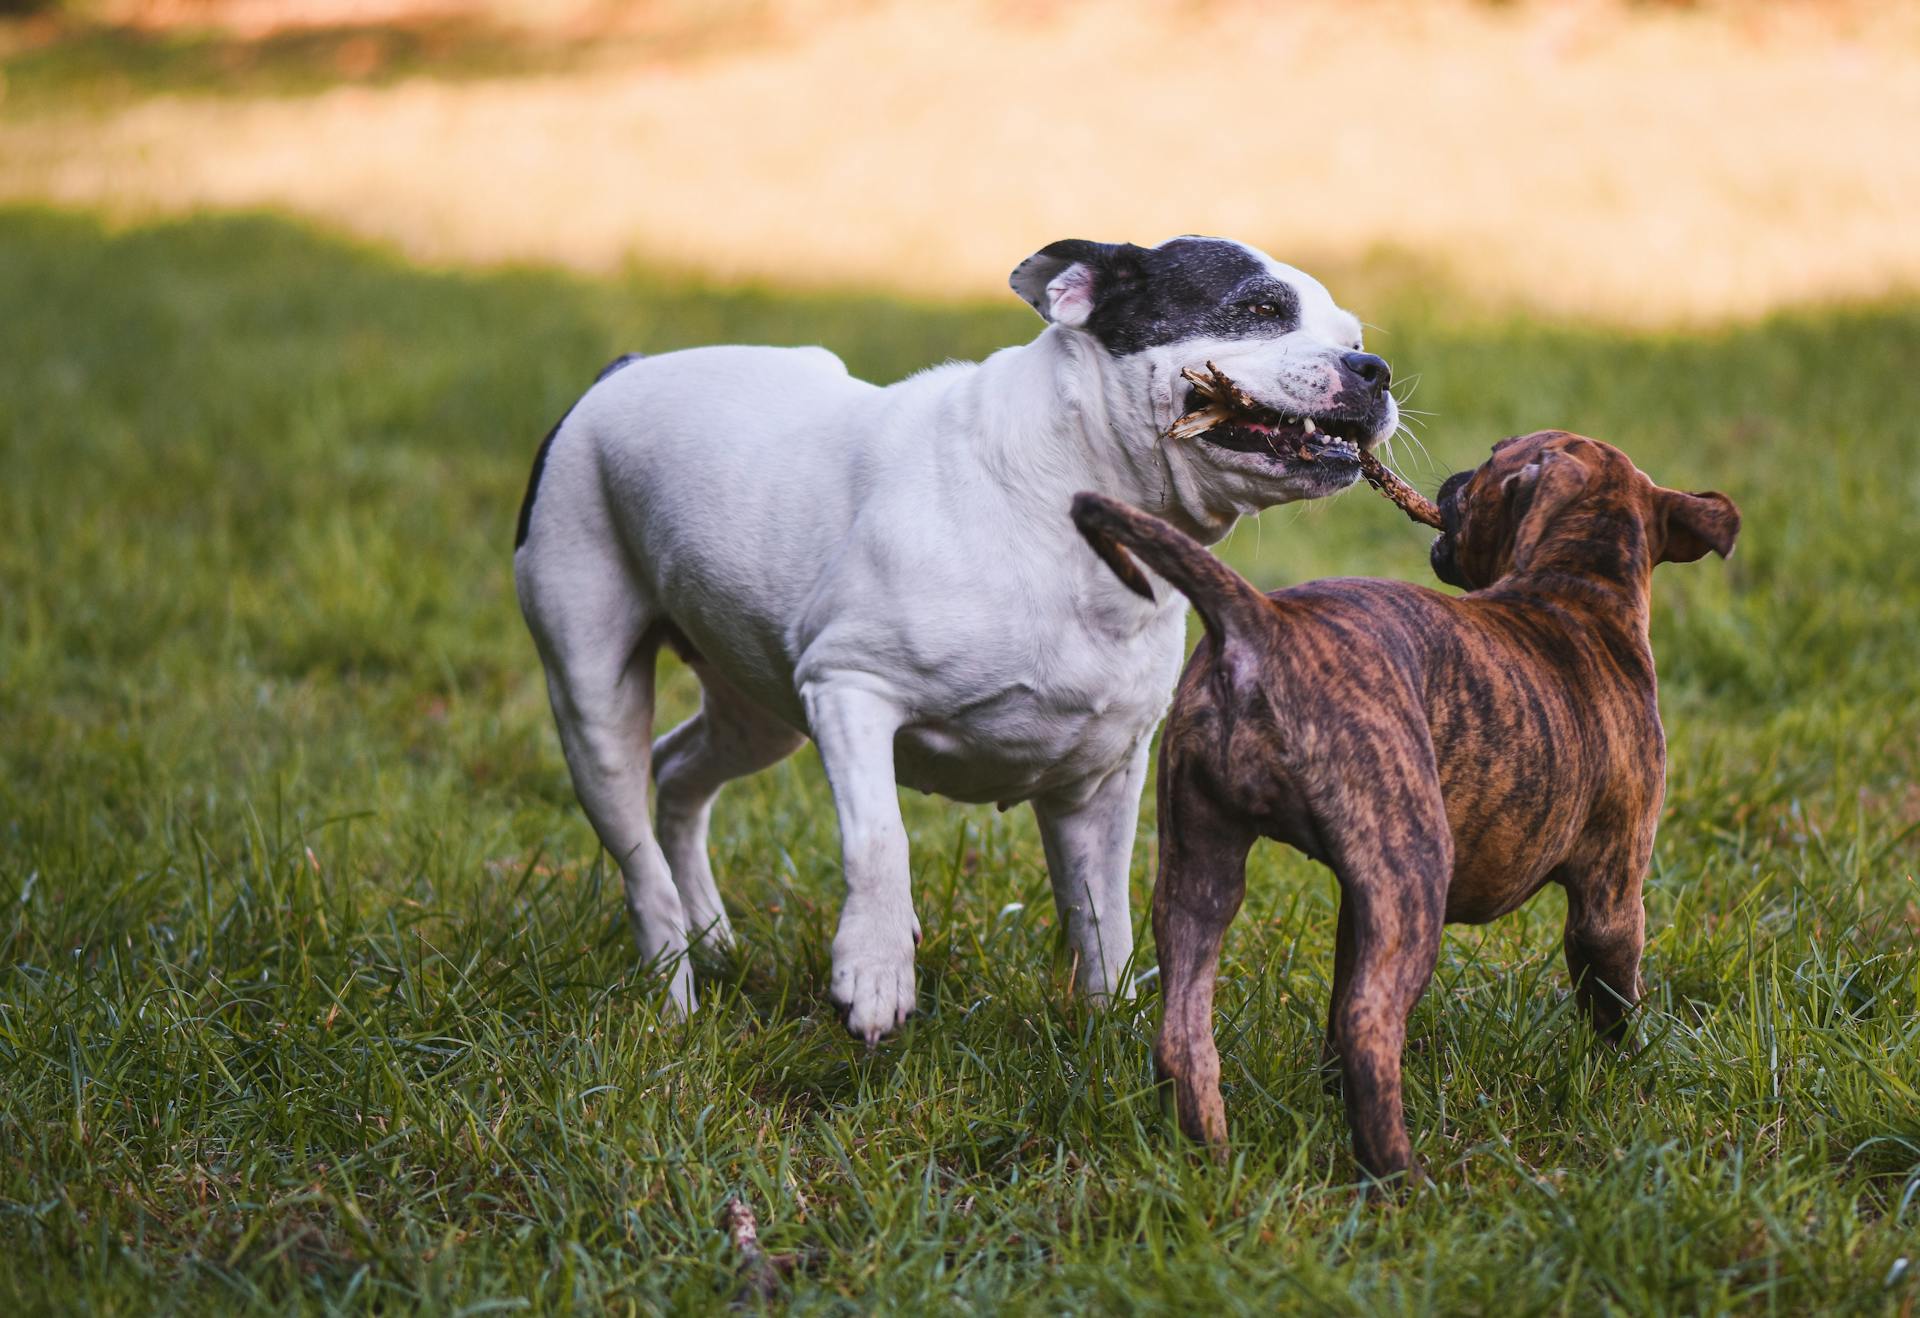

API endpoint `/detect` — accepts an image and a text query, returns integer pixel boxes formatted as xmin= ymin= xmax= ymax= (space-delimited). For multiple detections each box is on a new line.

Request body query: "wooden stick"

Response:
xmin=1181 ymin=361 xmax=1262 ymax=414
xmin=1168 ymin=361 xmax=1262 ymax=439
xmin=723 ymin=1195 xmax=792 ymax=1298
xmin=1358 ymin=452 xmax=1445 ymax=530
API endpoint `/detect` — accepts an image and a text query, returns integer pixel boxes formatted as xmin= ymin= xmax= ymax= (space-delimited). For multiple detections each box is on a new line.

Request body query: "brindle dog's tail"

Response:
xmin=1070 ymin=492 xmax=1274 ymax=646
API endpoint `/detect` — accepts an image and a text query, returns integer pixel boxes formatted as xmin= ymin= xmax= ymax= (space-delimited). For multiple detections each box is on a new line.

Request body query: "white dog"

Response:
xmin=513 ymin=236 xmax=1398 ymax=1040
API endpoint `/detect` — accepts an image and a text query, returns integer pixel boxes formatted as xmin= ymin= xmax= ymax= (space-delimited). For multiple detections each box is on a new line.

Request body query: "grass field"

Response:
xmin=3 ymin=207 xmax=1919 ymax=1313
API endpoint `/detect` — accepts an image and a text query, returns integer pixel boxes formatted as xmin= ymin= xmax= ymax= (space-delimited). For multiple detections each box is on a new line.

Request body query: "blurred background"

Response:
xmin=6 ymin=0 xmax=1919 ymax=322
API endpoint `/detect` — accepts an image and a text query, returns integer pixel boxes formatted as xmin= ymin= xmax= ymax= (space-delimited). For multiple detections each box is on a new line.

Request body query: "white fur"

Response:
xmin=514 ymin=239 xmax=1394 ymax=1039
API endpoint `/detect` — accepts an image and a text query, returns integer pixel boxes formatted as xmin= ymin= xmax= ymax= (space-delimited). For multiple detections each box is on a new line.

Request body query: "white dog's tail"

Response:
xmin=515 ymin=353 xmax=646 ymax=551
xmin=1070 ymin=492 xmax=1275 ymax=647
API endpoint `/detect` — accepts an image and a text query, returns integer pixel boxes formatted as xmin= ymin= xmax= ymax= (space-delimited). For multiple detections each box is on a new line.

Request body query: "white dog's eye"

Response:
xmin=1249 ymin=303 xmax=1281 ymax=317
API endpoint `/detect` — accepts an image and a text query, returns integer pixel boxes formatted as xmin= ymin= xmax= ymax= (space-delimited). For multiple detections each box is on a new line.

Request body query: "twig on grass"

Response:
xmin=722 ymin=1193 xmax=794 ymax=1301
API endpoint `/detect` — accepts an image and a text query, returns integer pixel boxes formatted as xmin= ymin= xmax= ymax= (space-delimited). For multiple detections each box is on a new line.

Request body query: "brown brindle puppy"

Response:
xmin=1070 ymin=431 xmax=1740 ymax=1185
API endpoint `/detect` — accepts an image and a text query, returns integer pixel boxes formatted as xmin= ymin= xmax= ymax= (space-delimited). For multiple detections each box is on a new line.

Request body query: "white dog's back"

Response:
xmin=520 ymin=345 xmax=881 ymax=709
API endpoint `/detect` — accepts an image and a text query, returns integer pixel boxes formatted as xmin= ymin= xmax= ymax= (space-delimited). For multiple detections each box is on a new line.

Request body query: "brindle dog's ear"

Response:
xmin=1656 ymin=488 xmax=1741 ymax=563
xmin=1008 ymin=240 xmax=1145 ymax=327
xmin=1505 ymin=447 xmax=1591 ymax=571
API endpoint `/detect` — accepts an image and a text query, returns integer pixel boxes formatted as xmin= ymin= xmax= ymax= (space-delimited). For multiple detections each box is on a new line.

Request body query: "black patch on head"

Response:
xmin=515 ymin=353 xmax=643 ymax=549
xmin=1067 ymin=237 xmax=1304 ymax=355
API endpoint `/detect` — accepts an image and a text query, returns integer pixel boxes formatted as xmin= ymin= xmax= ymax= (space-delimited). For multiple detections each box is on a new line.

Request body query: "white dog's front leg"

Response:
xmin=803 ymin=681 xmax=918 ymax=1043
xmin=1034 ymin=737 xmax=1152 ymax=1002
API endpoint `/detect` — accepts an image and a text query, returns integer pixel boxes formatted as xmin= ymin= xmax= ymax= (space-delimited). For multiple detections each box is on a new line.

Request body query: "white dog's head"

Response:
xmin=1011 ymin=236 xmax=1398 ymax=520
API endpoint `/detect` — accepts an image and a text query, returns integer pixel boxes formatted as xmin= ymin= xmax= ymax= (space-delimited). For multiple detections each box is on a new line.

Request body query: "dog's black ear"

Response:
xmin=1656 ymin=488 xmax=1741 ymax=563
xmin=1505 ymin=447 xmax=1591 ymax=571
xmin=1009 ymin=240 xmax=1145 ymax=327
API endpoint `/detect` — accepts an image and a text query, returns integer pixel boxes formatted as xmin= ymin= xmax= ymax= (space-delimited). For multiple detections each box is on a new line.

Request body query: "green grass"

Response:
xmin=2 ymin=207 xmax=1917 ymax=1313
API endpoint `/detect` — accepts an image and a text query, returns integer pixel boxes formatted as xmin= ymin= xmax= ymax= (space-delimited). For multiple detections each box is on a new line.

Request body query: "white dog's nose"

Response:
xmin=1341 ymin=352 xmax=1392 ymax=395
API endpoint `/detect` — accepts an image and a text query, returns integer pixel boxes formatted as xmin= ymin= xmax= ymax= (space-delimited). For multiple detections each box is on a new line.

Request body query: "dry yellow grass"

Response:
xmin=8 ymin=0 xmax=1920 ymax=322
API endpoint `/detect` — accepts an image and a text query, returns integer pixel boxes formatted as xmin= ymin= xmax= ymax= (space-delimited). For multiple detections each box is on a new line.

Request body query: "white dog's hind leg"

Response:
xmin=801 ymin=682 xmax=918 ymax=1043
xmin=541 ymin=632 xmax=695 ymax=1014
xmin=1033 ymin=736 xmax=1152 ymax=1003
xmin=652 ymin=664 xmax=806 ymax=956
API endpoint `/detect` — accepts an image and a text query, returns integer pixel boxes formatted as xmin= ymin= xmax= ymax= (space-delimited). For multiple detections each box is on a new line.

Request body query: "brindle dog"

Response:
xmin=1070 ymin=431 xmax=1739 ymax=1184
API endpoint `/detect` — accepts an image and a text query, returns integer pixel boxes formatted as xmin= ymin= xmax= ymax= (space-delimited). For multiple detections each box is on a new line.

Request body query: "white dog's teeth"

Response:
xmin=1303 ymin=417 xmax=1316 ymax=434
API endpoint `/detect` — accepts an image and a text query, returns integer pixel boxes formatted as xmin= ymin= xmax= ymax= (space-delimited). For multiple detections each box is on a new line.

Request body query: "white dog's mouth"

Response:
xmin=1183 ymin=396 xmax=1363 ymax=466
xmin=1167 ymin=365 xmax=1367 ymax=472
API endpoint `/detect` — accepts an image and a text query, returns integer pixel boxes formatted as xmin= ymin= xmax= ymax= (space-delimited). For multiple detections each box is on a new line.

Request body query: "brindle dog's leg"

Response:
xmin=1151 ymin=765 xmax=1256 ymax=1159
xmin=1560 ymin=847 xmax=1649 ymax=1044
xmin=1324 ymin=796 xmax=1450 ymax=1187
xmin=1319 ymin=900 xmax=1359 ymax=1090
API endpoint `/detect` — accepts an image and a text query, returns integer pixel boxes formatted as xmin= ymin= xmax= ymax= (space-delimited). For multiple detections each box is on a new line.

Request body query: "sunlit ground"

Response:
xmin=6 ymin=0 xmax=1920 ymax=323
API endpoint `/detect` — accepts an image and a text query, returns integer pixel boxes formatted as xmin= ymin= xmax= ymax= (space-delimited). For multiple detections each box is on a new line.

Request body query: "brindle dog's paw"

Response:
xmin=1318 ymin=1037 xmax=1345 ymax=1095
xmin=1358 ymin=1157 xmax=1428 ymax=1202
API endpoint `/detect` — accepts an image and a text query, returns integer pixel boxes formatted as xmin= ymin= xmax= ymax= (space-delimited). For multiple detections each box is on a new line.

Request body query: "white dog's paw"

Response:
xmin=1076 ymin=951 xmax=1136 ymax=1004
xmin=829 ymin=910 xmax=918 ymax=1044
xmin=686 ymin=909 xmax=737 ymax=959
xmin=662 ymin=957 xmax=697 ymax=1019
